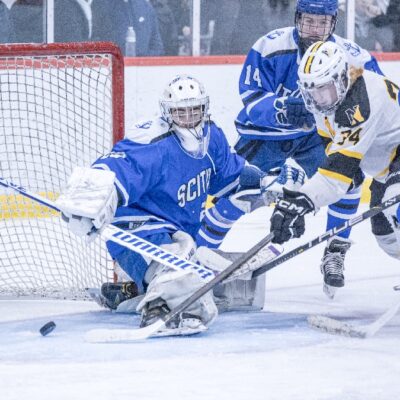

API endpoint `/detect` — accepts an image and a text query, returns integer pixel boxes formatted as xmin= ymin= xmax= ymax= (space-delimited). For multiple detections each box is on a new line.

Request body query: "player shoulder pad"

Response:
xmin=207 ymin=119 xmax=227 ymax=141
xmin=333 ymin=35 xmax=371 ymax=68
xmin=125 ymin=117 xmax=172 ymax=144
xmin=335 ymin=76 xmax=370 ymax=128
xmin=252 ymin=27 xmax=297 ymax=59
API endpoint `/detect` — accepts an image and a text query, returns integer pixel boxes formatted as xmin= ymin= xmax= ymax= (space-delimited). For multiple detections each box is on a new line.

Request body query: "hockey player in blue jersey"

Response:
xmin=55 ymin=75 xmax=302 ymax=336
xmin=197 ymin=0 xmax=384 ymax=299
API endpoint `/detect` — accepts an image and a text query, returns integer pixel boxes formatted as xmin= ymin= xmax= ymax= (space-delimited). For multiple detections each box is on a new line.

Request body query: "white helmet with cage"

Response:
xmin=298 ymin=41 xmax=350 ymax=115
xmin=160 ymin=75 xmax=210 ymax=159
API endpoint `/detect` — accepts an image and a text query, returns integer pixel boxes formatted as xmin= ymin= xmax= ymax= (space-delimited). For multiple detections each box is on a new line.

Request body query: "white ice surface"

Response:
xmin=1 ymin=207 xmax=400 ymax=400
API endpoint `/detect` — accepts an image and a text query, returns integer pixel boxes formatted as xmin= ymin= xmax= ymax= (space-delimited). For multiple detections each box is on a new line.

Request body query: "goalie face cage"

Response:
xmin=0 ymin=42 xmax=124 ymax=298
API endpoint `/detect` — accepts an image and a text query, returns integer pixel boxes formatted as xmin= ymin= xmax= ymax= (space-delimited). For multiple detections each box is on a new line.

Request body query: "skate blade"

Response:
xmin=86 ymin=288 xmax=110 ymax=309
xmin=323 ymin=283 xmax=338 ymax=300
xmin=151 ymin=324 xmax=207 ymax=338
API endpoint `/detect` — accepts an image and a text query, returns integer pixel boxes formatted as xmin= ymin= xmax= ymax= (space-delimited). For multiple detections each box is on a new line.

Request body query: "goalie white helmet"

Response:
xmin=160 ymin=75 xmax=210 ymax=159
xmin=298 ymin=41 xmax=350 ymax=115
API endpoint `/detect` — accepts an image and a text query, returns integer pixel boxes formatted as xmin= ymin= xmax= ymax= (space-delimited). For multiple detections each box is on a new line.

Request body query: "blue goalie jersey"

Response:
xmin=236 ymin=27 xmax=383 ymax=141
xmin=93 ymin=117 xmax=244 ymax=257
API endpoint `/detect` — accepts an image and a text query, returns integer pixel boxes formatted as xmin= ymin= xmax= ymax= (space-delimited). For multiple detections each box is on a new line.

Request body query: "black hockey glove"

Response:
xmin=270 ymin=187 xmax=315 ymax=244
xmin=285 ymin=96 xmax=315 ymax=129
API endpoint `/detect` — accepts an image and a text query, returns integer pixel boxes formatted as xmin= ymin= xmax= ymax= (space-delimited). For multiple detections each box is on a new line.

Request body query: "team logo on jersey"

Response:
xmin=135 ymin=121 xmax=153 ymax=129
xmin=275 ymin=84 xmax=297 ymax=98
xmin=177 ymin=168 xmax=212 ymax=207
xmin=345 ymin=105 xmax=365 ymax=126
xmin=99 ymin=151 xmax=126 ymax=160
xmin=266 ymin=30 xmax=285 ymax=40
xmin=342 ymin=42 xmax=361 ymax=57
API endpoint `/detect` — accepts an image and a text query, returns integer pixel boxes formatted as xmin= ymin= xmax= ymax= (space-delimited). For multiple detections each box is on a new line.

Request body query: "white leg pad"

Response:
xmin=375 ymin=232 xmax=400 ymax=260
xmin=138 ymin=264 xmax=218 ymax=326
xmin=379 ymin=183 xmax=400 ymax=260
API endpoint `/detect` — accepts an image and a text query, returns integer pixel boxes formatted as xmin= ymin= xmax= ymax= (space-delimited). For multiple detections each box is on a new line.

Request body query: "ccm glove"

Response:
xmin=285 ymin=96 xmax=315 ymax=129
xmin=270 ymin=187 xmax=315 ymax=244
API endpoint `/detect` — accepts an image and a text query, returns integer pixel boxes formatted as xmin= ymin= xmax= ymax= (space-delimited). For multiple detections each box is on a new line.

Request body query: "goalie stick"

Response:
xmin=307 ymin=296 xmax=400 ymax=338
xmin=86 ymin=193 xmax=400 ymax=343
xmin=86 ymin=232 xmax=275 ymax=342
xmin=0 ymin=176 xmax=215 ymax=283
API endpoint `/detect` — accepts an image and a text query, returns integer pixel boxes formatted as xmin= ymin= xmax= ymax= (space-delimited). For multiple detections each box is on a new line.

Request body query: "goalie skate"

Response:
xmin=86 ymin=282 xmax=140 ymax=311
xmin=140 ymin=298 xmax=207 ymax=337
xmin=195 ymin=242 xmax=283 ymax=283
xmin=86 ymin=288 xmax=110 ymax=309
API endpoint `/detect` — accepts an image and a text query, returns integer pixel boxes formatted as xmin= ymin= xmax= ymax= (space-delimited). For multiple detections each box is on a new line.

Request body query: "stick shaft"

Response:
xmin=253 ymin=194 xmax=400 ymax=278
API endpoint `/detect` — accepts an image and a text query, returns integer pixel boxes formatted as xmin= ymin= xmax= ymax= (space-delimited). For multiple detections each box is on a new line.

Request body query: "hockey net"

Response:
xmin=0 ymin=42 xmax=124 ymax=298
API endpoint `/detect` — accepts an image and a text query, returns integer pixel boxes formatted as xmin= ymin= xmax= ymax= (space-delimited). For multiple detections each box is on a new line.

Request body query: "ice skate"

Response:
xmin=140 ymin=298 xmax=207 ymax=337
xmin=100 ymin=281 xmax=139 ymax=310
xmin=320 ymin=237 xmax=352 ymax=299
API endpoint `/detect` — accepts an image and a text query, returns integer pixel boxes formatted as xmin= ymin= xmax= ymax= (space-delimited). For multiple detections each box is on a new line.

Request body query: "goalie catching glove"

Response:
xmin=270 ymin=188 xmax=315 ymax=244
xmin=56 ymin=167 xmax=119 ymax=239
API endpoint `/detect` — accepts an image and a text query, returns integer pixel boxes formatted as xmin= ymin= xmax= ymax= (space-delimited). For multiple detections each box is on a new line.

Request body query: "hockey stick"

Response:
xmin=307 ymin=296 xmax=400 ymax=338
xmin=86 ymin=232 xmax=275 ymax=342
xmin=0 ymin=177 xmax=215 ymax=282
xmin=252 ymin=193 xmax=400 ymax=278
xmin=86 ymin=194 xmax=400 ymax=342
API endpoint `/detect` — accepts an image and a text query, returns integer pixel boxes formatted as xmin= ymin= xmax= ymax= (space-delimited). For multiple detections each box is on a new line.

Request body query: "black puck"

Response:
xmin=40 ymin=321 xmax=56 ymax=336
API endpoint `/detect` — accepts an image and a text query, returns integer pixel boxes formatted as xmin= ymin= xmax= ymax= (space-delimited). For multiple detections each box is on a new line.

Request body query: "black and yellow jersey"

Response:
xmin=301 ymin=70 xmax=400 ymax=208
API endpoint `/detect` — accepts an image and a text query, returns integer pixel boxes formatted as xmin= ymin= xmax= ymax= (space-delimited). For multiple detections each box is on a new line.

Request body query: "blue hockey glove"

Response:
xmin=261 ymin=164 xmax=306 ymax=205
xmin=285 ymin=96 xmax=315 ymax=129
xmin=270 ymin=187 xmax=314 ymax=244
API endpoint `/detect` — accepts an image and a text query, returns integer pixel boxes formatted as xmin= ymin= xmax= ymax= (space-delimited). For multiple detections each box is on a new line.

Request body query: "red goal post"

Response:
xmin=0 ymin=42 xmax=124 ymax=298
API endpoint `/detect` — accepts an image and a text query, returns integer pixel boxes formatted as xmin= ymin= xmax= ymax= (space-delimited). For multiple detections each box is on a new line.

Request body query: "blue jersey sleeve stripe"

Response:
xmin=246 ymin=92 xmax=275 ymax=115
xmin=241 ymin=89 xmax=257 ymax=100
xmin=264 ymin=49 xmax=298 ymax=59
xmin=242 ymin=90 xmax=266 ymax=107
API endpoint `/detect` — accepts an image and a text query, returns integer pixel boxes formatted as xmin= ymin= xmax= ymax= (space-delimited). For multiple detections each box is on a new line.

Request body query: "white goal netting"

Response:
xmin=0 ymin=42 xmax=124 ymax=298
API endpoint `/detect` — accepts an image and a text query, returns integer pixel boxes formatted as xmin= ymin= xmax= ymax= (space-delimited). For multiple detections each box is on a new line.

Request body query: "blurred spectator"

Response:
xmin=209 ymin=0 xmax=240 ymax=55
xmin=372 ymin=0 xmax=400 ymax=50
xmin=91 ymin=0 xmax=164 ymax=56
xmin=357 ymin=0 xmax=392 ymax=51
xmin=169 ymin=0 xmax=216 ymax=55
xmin=0 ymin=1 xmax=14 ymax=43
xmin=149 ymin=0 xmax=179 ymax=55
xmin=387 ymin=0 xmax=400 ymax=50
xmin=212 ymin=0 xmax=294 ymax=55
xmin=3 ymin=0 xmax=89 ymax=43
xmin=339 ymin=0 xmax=392 ymax=51
xmin=169 ymin=0 xmax=190 ymax=38
xmin=55 ymin=0 xmax=90 ymax=42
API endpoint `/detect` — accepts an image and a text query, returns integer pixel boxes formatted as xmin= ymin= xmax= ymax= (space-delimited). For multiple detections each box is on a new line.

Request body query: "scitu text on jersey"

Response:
xmin=177 ymin=168 xmax=212 ymax=207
